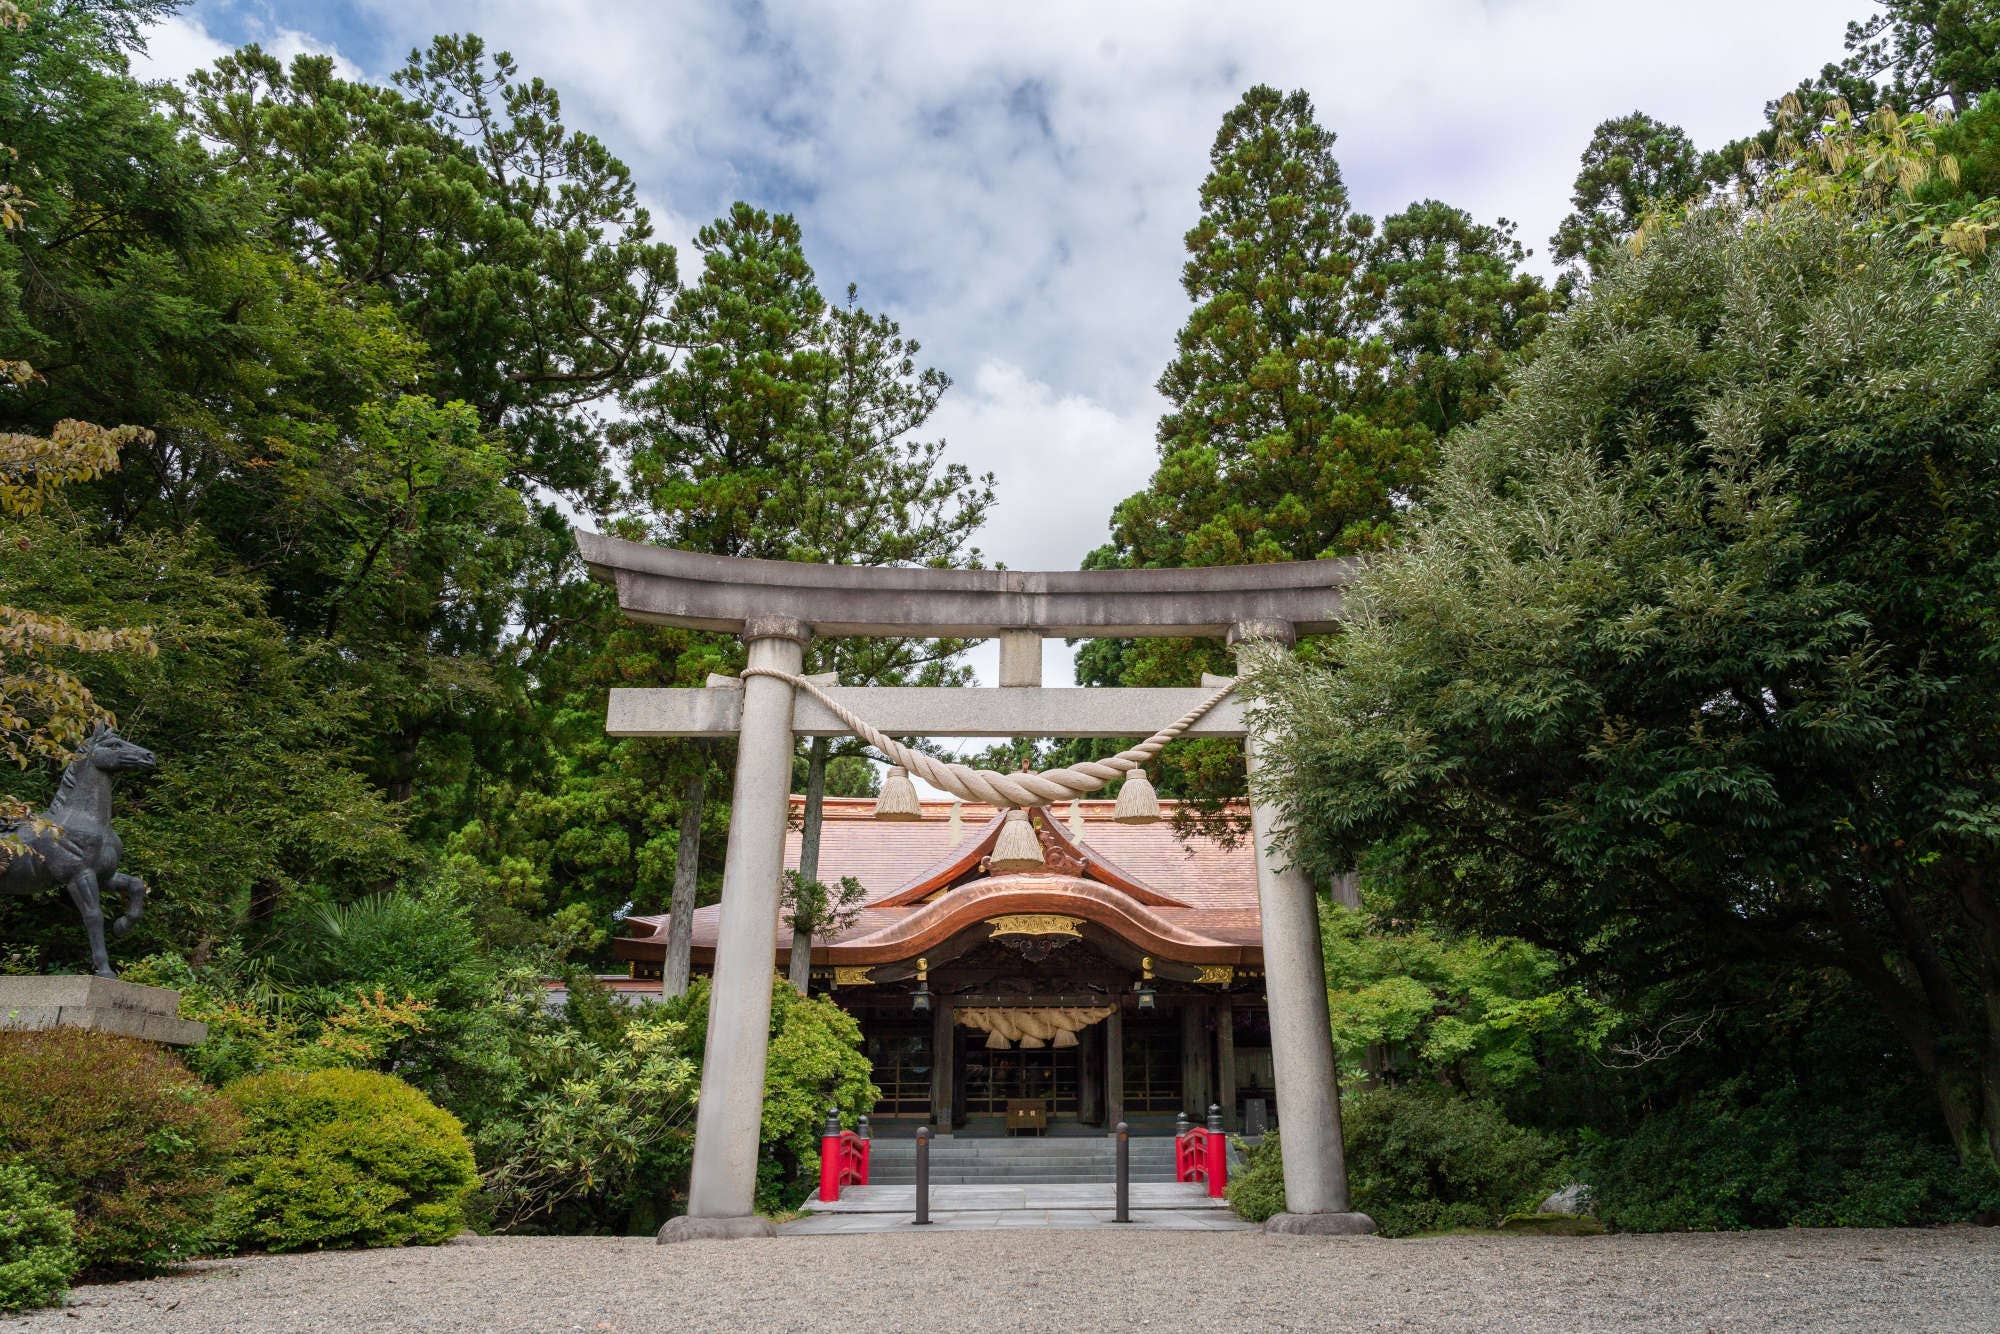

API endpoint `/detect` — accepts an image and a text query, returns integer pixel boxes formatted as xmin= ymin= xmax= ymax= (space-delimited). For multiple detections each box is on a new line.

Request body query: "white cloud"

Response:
xmin=928 ymin=359 xmax=1158 ymax=575
xmin=129 ymin=14 xmax=228 ymax=83
xmin=137 ymin=12 xmax=368 ymax=85
xmin=176 ymin=0 xmax=1856 ymax=572
xmin=262 ymin=27 xmax=368 ymax=82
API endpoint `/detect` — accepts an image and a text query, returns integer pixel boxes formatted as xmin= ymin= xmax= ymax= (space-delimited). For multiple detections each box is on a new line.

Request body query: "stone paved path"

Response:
xmin=14 ymin=1228 xmax=1998 ymax=1332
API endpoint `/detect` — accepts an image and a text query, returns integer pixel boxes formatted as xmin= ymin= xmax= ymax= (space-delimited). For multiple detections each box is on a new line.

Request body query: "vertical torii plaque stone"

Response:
xmin=576 ymin=532 xmax=1374 ymax=1238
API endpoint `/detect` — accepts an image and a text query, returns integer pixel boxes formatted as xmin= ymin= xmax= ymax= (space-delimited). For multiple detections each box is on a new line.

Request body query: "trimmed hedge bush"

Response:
xmin=224 ymin=1069 xmax=477 ymax=1250
xmin=0 ymin=1030 xmax=240 ymax=1272
xmin=0 ymin=1161 xmax=80 ymax=1313
xmin=1227 ymin=1085 xmax=1562 ymax=1236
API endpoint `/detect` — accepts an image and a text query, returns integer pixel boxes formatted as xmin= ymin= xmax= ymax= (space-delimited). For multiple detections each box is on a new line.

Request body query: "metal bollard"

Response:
xmin=913 ymin=1125 xmax=932 ymax=1225
xmin=1113 ymin=1120 xmax=1131 ymax=1223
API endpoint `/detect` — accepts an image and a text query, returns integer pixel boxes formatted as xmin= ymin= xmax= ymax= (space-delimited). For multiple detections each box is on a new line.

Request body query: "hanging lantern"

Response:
xmin=874 ymin=765 xmax=922 ymax=821
xmin=1135 ymin=955 xmax=1157 ymax=1012
xmin=1113 ymin=768 xmax=1162 ymax=824
xmin=1067 ymin=800 xmax=1087 ymax=841
xmin=911 ymin=956 xmax=931 ymax=1014
xmin=988 ymin=809 xmax=1045 ymax=873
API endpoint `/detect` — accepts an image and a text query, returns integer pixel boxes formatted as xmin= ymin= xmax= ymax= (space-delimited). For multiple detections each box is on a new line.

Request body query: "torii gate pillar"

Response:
xmin=663 ymin=618 xmax=807 ymax=1240
xmin=1231 ymin=627 xmax=1368 ymax=1234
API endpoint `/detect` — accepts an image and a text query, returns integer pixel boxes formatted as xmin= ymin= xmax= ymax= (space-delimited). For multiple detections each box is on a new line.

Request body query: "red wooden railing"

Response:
xmin=1176 ymin=1106 xmax=1228 ymax=1198
xmin=818 ymin=1112 xmax=871 ymax=1202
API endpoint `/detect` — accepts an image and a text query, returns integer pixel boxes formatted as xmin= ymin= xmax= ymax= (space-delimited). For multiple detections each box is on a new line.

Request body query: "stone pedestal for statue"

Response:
xmin=0 ymin=976 xmax=207 ymax=1046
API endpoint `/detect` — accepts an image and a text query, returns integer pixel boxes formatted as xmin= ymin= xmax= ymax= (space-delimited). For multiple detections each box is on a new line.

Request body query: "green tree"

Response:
xmin=1369 ymin=201 xmax=1550 ymax=439
xmin=1550 ymin=112 xmax=1708 ymax=278
xmin=0 ymin=515 xmax=413 ymax=960
xmin=187 ymin=35 xmax=677 ymax=499
xmin=618 ymin=203 xmax=994 ymax=982
xmin=1252 ymin=199 xmax=2000 ymax=1173
xmin=1827 ymin=0 xmax=2000 ymax=115
xmin=1103 ymin=86 xmax=1419 ymax=575
xmin=1079 ymin=89 xmax=1541 ymax=819
xmin=1322 ymin=908 xmax=1610 ymax=1097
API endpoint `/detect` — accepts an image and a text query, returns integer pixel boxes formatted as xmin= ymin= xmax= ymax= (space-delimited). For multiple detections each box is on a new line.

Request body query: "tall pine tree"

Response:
xmin=617 ymin=204 xmax=995 ymax=988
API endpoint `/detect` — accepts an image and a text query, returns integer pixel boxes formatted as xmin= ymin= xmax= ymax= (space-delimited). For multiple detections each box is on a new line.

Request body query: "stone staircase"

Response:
xmin=865 ymin=1134 xmax=1181 ymax=1185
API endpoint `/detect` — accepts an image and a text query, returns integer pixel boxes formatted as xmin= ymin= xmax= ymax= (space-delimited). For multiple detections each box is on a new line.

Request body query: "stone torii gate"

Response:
xmin=577 ymin=531 xmax=1375 ymax=1238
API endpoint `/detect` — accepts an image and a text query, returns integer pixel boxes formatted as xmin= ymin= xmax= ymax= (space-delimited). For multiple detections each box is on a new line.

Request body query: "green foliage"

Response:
xmin=0 ymin=1160 xmax=79 ymax=1313
xmin=1254 ymin=198 xmax=2000 ymax=1170
xmin=1226 ymin=1088 xmax=1562 ymax=1235
xmin=1588 ymin=1081 xmax=2000 ymax=1231
xmin=1789 ymin=1 xmax=2000 ymax=120
xmin=1342 ymin=1085 xmax=1563 ymax=1237
xmin=1103 ymin=85 xmax=1425 ymax=575
xmin=223 ymin=1068 xmax=478 ymax=1251
xmin=0 ymin=487 xmax=414 ymax=969
xmin=1223 ymin=1130 xmax=1288 ymax=1223
xmin=124 ymin=951 xmax=431 ymax=1087
xmin=668 ymin=977 xmax=877 ymax=1213
xmin=1369 ymin=201 xmax=1551 ymax=438
xmin=187 ymin=35 xmax=677 ymax=498
xmin=1550 ymin=112 xmax=1709 ymax=277
xmin=476 ymin=975 xmax=698 ymax=1234
xmin=1322 ymin=909 xmax=1613 ymax=1097
xmin=1078 ymin=87 xmax=1544 ymax=819
xmin=0 ymin=1029 xmax=240 ymax=1272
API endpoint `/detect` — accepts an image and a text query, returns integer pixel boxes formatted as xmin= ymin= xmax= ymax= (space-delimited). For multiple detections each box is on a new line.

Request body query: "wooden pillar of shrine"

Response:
xmin=1181 ymin=1000 xmax=1212 ymax=1118
xmin=1105 ymin=1004 xmax=1125 ymax=1128
xmin=931 ymin=1000 xmax=954 ymax=1131
xmin=1217 ymin=998 xmax=1238 ymax=1131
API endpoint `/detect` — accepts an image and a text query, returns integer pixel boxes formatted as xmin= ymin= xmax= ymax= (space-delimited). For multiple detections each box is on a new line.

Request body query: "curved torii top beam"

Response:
xmin=575 ymin=530 xmax=1357 ymax=639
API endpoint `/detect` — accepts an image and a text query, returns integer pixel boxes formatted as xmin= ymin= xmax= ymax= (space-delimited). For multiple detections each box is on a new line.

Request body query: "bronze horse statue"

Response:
xmin=0 ymin=723 xmax=154 ymax=977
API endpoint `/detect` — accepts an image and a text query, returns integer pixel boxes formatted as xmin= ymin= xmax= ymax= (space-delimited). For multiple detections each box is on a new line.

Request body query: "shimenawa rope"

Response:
xmin=737 ymin=668 xmax=1236 ymax=808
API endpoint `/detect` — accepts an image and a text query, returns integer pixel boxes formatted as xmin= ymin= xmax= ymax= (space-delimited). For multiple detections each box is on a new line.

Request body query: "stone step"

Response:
xmin=868 ymin=1142 xmax=1179 ymax=1156
xmin=869 ymin=1176 xmax=1183 ymax=1187
xmin=868 ymin=1162 xmax=1182 ymax=1174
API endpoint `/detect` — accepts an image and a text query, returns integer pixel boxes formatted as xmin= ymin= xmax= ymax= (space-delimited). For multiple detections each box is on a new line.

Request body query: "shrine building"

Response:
xmin=616 ymin=795 xmax=1274 ymax=1135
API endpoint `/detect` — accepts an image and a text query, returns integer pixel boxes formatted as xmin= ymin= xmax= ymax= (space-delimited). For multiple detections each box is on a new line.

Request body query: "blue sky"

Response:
xmin=135 ymin=1 xmax=1854 ymax=694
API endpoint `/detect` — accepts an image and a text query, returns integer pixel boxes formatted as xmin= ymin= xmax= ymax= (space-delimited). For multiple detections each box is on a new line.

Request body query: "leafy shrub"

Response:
xmin=126 ymin=952 xmax=434 ymax=1087
xmin=477 ymin=975 xmax=698 ymax=1234
xmin=224 ymin=1068 xmax=478 ymax=1250
xmin=1587 ymin=1080 xmax=2000 ymax=1231
xmin=1225 ymin=1131 xmax=1288 ymax=1223
xmin=0 ymin=1029 xmax=240 ymax=1272
xmin=0 ymin=1161 xmax=80 ymax=1312
xmin=668 ymin=978 xmax=878 ymax=1214
xmin=1344 ymin=1084 xmax=1561 ymax=1236
xmin=1226 ymin=1088 xmax=1560 ymax=1235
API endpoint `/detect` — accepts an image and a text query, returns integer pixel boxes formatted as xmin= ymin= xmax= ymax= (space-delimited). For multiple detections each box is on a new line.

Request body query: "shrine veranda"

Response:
xmin=577 ymin=531 xmax=1375 ymax=1238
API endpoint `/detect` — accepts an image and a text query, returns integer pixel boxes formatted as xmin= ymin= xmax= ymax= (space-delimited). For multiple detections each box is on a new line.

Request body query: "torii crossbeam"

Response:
xmin=577 ymin=530 xmax=1374 ymax=1239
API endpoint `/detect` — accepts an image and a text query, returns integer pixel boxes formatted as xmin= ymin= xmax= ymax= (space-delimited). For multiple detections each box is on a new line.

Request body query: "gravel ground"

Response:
xmin=8 ymin=1227 xmax=1997 ymax=1333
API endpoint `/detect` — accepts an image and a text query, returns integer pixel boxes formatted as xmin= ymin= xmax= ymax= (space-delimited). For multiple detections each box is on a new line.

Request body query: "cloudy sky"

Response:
xmin=138 ymin=0 xmax=1853 ymax=689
